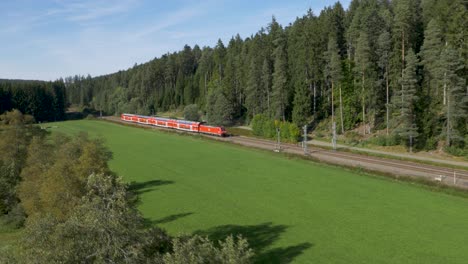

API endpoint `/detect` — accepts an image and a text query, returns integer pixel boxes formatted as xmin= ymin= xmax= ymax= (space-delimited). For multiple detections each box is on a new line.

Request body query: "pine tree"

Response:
xmin=292 ymin=81 xmax=311 ymax=127
xmin=354 ymin=32 xmax=372 ymax=134
xmin=377 ymin=30 xmax=392 ymax=135
xmin=271 ymin=31 xmax=288 ymax=121
xmin=394 ymin=49 xmax=419 ymax=152
xmin=440 ymin=45 xmax=467 ymax=147
xmin=261 ymin=59 xmax=272 ymax=117
xmin=420 ymin=19 xmax=444 ymax=99
xmin=418 ymin=19 xmax=445 ymax=145
xmin=246 ymin=57 xmax=262 ymax=117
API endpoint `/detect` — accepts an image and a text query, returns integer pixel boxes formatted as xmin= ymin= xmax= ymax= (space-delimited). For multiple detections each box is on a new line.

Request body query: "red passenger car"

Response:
xmin=120 ymin=113 xmax=227 ymax=137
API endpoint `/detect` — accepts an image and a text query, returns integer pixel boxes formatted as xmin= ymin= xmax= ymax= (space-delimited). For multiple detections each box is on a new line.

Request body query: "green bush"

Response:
xmin=424 ymin=137 xmax=438 ymax=151
xmin=183 ymin=104 xmax=200 ymax=121
xmin=251 ymin=114 xmax=265 ymax=136
xmin=444 ymin=146 xmax=468 ymax=157
xmin=263 ymin=120 xmax=276 ymax=139
xmin=163 ymin=235 xmax=253 ymax=264
xmin=280 ymin=122 xmax=290 ymax=141
xmin=288 ymin=123 xmax=301 ymax=142
xmin=343 ymin=131 xmax=361 ymax=145
xmin=250 ymin=114 xmax=299 ymax=143
xmin=387 ymin=134 xmax=401 ymax=146
xmin=368 ymin=135 xmax=387 ymax=146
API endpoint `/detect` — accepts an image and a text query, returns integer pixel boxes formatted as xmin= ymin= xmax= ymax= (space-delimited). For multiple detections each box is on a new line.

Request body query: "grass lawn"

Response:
xmin=45 ymin=120 xmax=468 ymax=264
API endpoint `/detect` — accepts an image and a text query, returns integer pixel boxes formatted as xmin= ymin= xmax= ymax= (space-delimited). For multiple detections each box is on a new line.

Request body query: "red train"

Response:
xmin=120 ymin=113 xmax=227 ymax=137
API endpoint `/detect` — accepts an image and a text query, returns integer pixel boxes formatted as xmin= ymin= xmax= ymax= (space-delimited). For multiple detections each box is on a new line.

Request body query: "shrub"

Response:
xmin=251 ymin=114 xmax=265 ymax=136
xmin=288 ymin=123 xmax=301 ymax=142
xmin=184 ymin=104 xmax=200 ymax=121
xmin=343 ymin=131 xmax=361 ymax=145
xmin=368 ymin=135 xmax=387 ymax=146
xmin=386 ymin=134 xmax=400 ymax=146
xmin=262 ymin=120 xmax=276 ymax=139
xmin=163 ymin=235 xmax=253 ymax=264
xmin=424 ymin=137 xmax=438 ymax=151
xmin=444 ymin=146 xmax=468 ymax=157
xmin=250 ymin=114 xmax=300 ymax=143
xmin=280 ymin=122 xmax=290 ymax=141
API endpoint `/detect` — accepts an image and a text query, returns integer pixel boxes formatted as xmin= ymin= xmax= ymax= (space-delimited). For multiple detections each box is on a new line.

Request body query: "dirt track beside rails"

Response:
xmin=102 ymin=116 xmax=468 ymax=189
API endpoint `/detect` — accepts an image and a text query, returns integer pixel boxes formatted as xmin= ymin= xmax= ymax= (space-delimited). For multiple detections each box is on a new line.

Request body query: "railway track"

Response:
xmin=103 ymin=116 xmax=468 ymax=187
xmin=232 ymin=135 xmax=468 ymax=181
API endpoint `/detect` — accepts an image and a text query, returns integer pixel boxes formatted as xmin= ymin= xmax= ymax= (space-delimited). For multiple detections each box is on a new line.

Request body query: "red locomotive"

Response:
xmin=120 ymin=113 xmax=227 ymax=137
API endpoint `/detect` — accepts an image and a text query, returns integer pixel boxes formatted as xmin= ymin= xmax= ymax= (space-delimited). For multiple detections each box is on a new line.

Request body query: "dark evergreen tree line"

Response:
xmin=0 ymin=80 xmax=66 ymax=122
xmin=25 ymin=0 xmax=468 ymax=151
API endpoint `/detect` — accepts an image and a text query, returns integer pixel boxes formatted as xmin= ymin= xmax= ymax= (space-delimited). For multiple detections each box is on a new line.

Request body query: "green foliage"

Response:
xmin=292 ymin=82 xmax=311 ymax=127
xmin=183 ymin=104 xmax=201 ymax=121
xmin=163 ymin=235 xmax=253 ymax=264
xmin=424 ymin=137 xmax=438 ymax=151
xmin=18 ymin=173 xmax=163 ymax=263
xmin=207 ymin=89 xmax=235 ymax=126
xmin=251 ymin=114 xmax=266 ymax=136
xmin=0 ymin=110 xmax=44 ymax=225
xmin=251 ymin=114 xmax=299 ymax=142
xmin=18 ymin=132 xmax=112 ymax=221
xmin=0 ymin=80 xmax=66 ymax=122
xmin=444 ymin=146 xmax=468 ymax=158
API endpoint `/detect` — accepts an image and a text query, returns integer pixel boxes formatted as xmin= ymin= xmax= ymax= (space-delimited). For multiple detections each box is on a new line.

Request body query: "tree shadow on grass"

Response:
xmin=143 ymin=212 xmax=194 ymax=228
xmin=196 ymin=222 xmax=313 ymax=264
xmin=152 ymin=212 xmax=194 ymax=225
xmin=128 ymin=179 xmax=174 ymax=195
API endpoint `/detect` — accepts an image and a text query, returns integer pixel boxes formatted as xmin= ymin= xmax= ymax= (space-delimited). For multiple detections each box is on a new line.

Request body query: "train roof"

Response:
xmin=122 ymin=113 xmax=200 ymax=125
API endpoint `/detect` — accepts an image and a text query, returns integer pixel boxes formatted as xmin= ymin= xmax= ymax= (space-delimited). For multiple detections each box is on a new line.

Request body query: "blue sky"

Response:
xmin=0 ymin=0 xmax=349 ymax=81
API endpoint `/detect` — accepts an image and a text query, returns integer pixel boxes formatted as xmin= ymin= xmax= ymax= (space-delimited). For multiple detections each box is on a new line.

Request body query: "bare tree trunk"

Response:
xmin=443 ymin=71 xmax=447 ymax=105
xmin=362 ymin=73 xmax=366 ymax=135
xmin=339 ymin=84 xmax=344 ymax=134
xmin=443 ymin=41 xmax=448 ymax=105
xmin=446 ymin=90 xmax=450 ymax=146
xmin=267 ymin=88 xmax=270 ymax=114
xmin=313 ymin=81 xmax=316 ymax=115
xmin=331 ymin=80 xmax=335 ymax=124
xmin=386 ymin=66 xmax=389 ymax=136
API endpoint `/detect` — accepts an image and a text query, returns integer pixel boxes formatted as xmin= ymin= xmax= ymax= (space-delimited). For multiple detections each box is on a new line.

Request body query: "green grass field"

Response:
xmin=31 ymin=120 xmax=468 ymax=263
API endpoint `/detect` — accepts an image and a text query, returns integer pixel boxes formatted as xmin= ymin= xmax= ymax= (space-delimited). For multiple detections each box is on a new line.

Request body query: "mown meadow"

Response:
xmin=26 ymin=120 xmax=468 ymax=263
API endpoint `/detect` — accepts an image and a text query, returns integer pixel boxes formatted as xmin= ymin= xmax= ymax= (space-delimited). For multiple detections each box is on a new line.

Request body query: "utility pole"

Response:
xmin=275 ymin=127 xmax=281 ymax=152
xmin=303 ymin=125 xmax=308 ymax=155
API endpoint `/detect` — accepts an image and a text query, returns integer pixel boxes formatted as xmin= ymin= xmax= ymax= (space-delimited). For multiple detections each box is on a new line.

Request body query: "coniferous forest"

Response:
xmin=1 ymin=0 xmax=467 ymax=152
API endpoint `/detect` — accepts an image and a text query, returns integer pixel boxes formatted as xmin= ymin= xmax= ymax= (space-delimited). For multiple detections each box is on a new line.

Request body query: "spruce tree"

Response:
xmin=271 ymin=32 xmax=288 ymax=121
xmin=394 ymin=49 xmax=419 ymax=152
xmin=419 ymin=19 xmax=444 ymax=145
xmin=354 ymin=32 xmax=372 ymax=134
xmin=377 ymin=30 xmax=392 ymax=135
xmin=261 ymin=59 xmax=272 ymax=117
xmin=440 ymin=45 xmax=467 ymax=147
xmin=420 ymin=19 xmax=444 ymax=97
xmin=292 ymin=82 xmax=311 ymax=127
